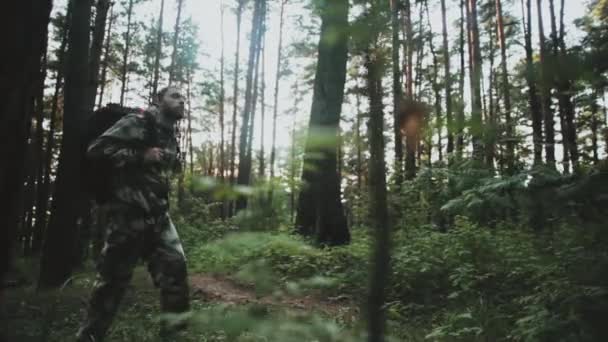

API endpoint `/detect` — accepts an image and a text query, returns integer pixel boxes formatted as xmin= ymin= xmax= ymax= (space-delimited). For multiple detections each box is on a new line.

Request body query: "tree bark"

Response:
xmin=456 ymin=0 xmax=466 ymax=158
xmin=440 ymin=0 xmax=454 ymax=156
xmin=152 ymin=0 xmax=165 ymax=97
xmin=466 ymin=0 xmax=484 ymax=162
xmin=85 ymin=0 xmax=111 ymax=111
xmin=169 ymin=0 xmax=184 ymax=84
xmin=97 ymin=2 xmax=114 ymax=108
xmin=495 ymin=0 xmax=515 ymax=174
xmin=391 ymin=0 xmax=403 ymax=187
xmin=365 ymin=43 xmax=391 ymax=342
xmin=270 ymin=0 xmax=286 ymax=183
xmin=295 ymin=0 xmax=350 ymax=246
xmin=536 ymin=0 xmax=555 ymax=166
xmin=236 ymin=0 xmax=266 ymax=211
xmin=522 ymin=0 xmax=544 ymax=166
xmin=39 ymin=0 xmax=92 ymax=289
xmin=229 ymin=1 xmax=244 ymax=215
xmin=119 ymin=0 xmax=134 ymax=106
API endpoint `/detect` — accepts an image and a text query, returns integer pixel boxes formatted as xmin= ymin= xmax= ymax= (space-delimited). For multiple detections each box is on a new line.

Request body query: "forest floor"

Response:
xmin=1 ymin=262 xmax=360 ymax=342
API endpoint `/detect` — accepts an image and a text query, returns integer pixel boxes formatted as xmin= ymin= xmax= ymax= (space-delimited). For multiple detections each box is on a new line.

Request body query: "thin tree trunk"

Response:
xmin=270 ymin=0 xmax=286 ymax=183
xmin=97 ymin=2 xmax=114 ymax=108
xmin=427 ymin=2 xmax=442 ymax=163
xmin=259 ymin=35 xmax=266 ymax=178
xmin=152 ymin=0 xmax=165 ymax=97
xmin=85 ymin=0 xmax=111 ymax=111
xmin=219 ymin=4 xmax=226 ymax=182
xmin=486 ymin=18 xmax=497 ymax=169
xmin=391 ymin=0 xmax=403 ymax=187
xmin=119 ymin=0 xmax=134 ymax=106
xmin=522 ymin=0 xmax=543 ymax=166
xmin=229 ymin=1 xmax=244 ymax=215
xmin=169 ymin=0 xmax=184 ymax=84
xmin=39 ymin=0 xmax=92 ymax=289
xmin=536 ymin=0 xmax=555 ymax=166
xmin=440 ymin=0 xmax=454 ymax=156
xmin=236 ymin=0 xmax=266 ymax=211
xmin=466 ymin=0 xmax=484 ymax=162
xmin=365 ymin=41 xmax=391 ymax=342
xmin=456 ymin=0 xmax=466 ymax=158
xmin=496 ymin=0 xmax=514 ymax=174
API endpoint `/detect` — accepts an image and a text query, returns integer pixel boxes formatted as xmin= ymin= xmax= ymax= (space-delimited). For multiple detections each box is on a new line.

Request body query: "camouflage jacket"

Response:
xmin=87 ymin=109 xmax=180 ymax=213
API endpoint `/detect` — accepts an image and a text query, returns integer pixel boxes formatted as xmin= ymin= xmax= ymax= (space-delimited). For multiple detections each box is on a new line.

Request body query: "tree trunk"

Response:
xmin=466 ymin=0 xmax=484 ymax=162
xmin=119 ymin=0 xmax=134 ymax=106
xmin=495 ymin=0 xmax=514 ymax=174
xmin=440 ymin=0 xmax=454 ymax=156
xmin=270 ymin=0 xmax=286 ymax=183
xmin=548 ymin=0 xmax=578 ymax=171
xmin=536 ymin=0 xmax=555 ymax=166
xmin=97 ymin=2 xmax=114 ymax=108
xmin=364 ymin=43 xmax=391 ymax=342
xmin=152 ymin=0 xmax=165 ymax=97
xmin=258 ymin=37 xmax=266 ymax=178
xmin=85 ymin=0 xmax=111 ymax=111
xmin=169 ymin=0 xmax=184 ymax=84
xmin=486 ymin=18 xmax=497 ymax=169
xmin=522 ymin=0 xmax=543 ymax=166
xmin=219 ymin=4 xmax=226 ymax=183
xmin=456 ymin=0 xmax=466 ymax=158
xmin=391 ymin=0 xmax=403 ymax=187
xmin=39 ymin=0 xmax=92 ymax=289
xmin=229 ymin=1 xmax=244 ymax=215
xmin=34 ymin=8 xmax=72 ymax=255
xmin=295 ymin=0 xmax=350 ymax=246
xmin=236 ymin=0 xmax=266 ymax=211
xmin=426 ymin=2 xmax=442 ymax=163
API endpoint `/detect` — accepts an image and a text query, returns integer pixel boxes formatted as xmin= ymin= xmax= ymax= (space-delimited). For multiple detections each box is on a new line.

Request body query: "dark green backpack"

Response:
xmin=82 ymin=104 xmax=156 ymax=203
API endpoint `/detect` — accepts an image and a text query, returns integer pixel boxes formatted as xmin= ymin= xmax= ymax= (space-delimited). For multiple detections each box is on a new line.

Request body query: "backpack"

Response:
xmin=82 ymin=104 xmax=155 ymax=203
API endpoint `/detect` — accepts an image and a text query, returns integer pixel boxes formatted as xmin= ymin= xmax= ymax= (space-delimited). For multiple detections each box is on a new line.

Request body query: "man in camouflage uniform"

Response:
xmin=77 ymin=87 xmax=190 ymax=342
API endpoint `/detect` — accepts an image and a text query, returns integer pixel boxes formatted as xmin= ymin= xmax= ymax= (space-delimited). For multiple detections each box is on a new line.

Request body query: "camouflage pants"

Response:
xmin=77 ymin=204 xmax=189 ymax=341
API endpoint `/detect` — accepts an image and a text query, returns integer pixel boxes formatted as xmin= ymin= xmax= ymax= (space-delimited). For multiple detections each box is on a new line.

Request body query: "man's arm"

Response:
xmin=86 ymin=114 xmax=147 ymax=168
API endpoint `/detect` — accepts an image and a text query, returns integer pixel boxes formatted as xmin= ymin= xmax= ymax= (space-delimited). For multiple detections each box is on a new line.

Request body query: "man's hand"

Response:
xmin=143 ymin=147 xmax=163 ymax=163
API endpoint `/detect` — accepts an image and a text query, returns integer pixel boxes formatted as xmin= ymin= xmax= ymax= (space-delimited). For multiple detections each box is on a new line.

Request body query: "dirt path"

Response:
xmin=189 ymin=274 xmax=357 ymax=318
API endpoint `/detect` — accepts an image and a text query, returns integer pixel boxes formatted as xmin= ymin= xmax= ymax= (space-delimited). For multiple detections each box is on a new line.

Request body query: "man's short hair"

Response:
xmin=154 ymin=87 xmax=171 ymax=105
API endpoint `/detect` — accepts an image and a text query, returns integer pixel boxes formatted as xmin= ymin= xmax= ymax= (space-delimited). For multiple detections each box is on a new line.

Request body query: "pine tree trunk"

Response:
xmin=219 ymin=4 xmax=226 ymax=183
xmin=119 ymin=0 xmax=134 ymax=106
xmin=536 ymin=0 xmax=555 ymax=166
xmin=270 ymin=0 xmax=286 ymax=183
xmin=496 ymin=0 xmax=515 ymax=174
xmin=169 ymin=0 xmax=184 ymax=84
xmin=152 ymin=0 xmax=165 ymax=97
xmin=391 ymin=0 xmax=403 ymax=187
xmin=39 ymin=0 xmax=92 ymax=289
xmin=295 ymin=0 xmax=350 ymax=246
xmin=466 ymin=0 xmax=484 ymax=162
xmin=364 ymin=42 xmax=391 ymax=342
xmin=85 ymin=0 xmax=111 ymax=111
xmin=549 ymin=0 xmax=578 ymax=172
xmin=426 ymin=2 xmax=442 ymax=163
xmin=97 ymin=3 xmax=114 ymax=108
xmin=486 ymin=20 xmax=497 ymax=169
xmin=229 ymin=1 xmax=244 ymax=215
xmin=456 ymin=0 xmax=466 ymax=158
xmin=440 ymin=0 xmax=454 ymax=156
xmin=258 ymin=38 xmax=266 ymax=178
xmin=236 ymin=0 xmax=266 ymax=211
xmin=522 ymin=0 xmax=544 ymax=166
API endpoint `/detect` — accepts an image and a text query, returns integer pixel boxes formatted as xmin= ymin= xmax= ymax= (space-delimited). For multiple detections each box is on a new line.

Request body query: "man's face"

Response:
xmin=160 ymin=87 xmax=185 ymax=119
